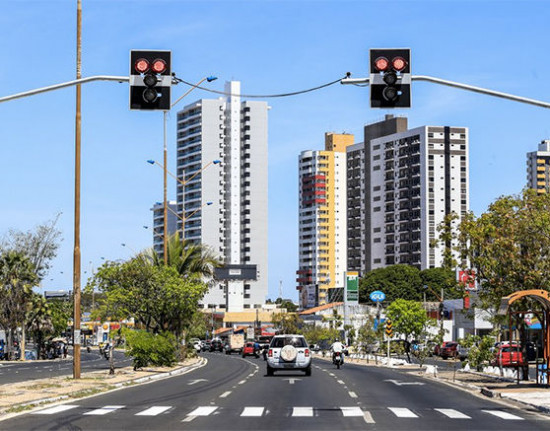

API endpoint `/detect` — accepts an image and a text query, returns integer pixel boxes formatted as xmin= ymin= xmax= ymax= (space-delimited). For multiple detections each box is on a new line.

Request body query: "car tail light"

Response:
xmin=305 ymin=349 xmax=310 ymax=357
xmin=268 ymin=349 xmax=273 ymax=357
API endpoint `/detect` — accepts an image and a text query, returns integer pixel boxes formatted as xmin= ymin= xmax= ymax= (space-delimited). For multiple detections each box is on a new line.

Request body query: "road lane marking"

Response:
xmin=136 ymin=406 xmax=172 ymax=416
xmin=241 ymin=407 xmax=264 ymax=417
xmin=435 ymin=408 xmax=471 ymax=419
xmin=363 ymin=411 xmax=375 ymax=423
xmin=482 ymin=410 xmax=524 ymax=420
xmin=348 ymin=391 xmax=358 ymax=398
xmin=329 ymin=373 xmax=335 ymax=377
xmin=219 ymin=391 xmax=232 ymax=398
xmin=34 ymin=405 xmax=79 ymax=415
xmin=187 ymin=406 xmax=218 ymax=416
xmin=340 ymin=407 xmax=363 ymax=417
xmin=292 ymin=407 xmax=313 ymax=417
xmin=388 ymin=407 xmax=418 ymax=418
xmin=238 ymin=379 xmax=246 ymax=384
xmin=84 ymin=405 xmax=125 ymax=415
xmin=337 ymin=379 xmax=345 ymax=384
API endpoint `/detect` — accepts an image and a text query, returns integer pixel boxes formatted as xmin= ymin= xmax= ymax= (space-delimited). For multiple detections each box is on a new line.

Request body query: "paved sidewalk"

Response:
xmin=341 ymin=352 xmax=550 ymax=415
xmin=0 ymin=356 xmax=205 ymax=418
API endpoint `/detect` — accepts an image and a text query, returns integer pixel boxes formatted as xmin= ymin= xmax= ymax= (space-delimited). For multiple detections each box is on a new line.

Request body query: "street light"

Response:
xmin=167 ymin=201 xmax=213 ymax=227
xmin=158 ymin=76 xmax=217 ymax=265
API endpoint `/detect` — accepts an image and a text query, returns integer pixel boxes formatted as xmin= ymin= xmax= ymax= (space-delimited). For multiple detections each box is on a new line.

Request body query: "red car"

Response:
xmin=440 ymin=341 xmax=459 ymax=359
xmin=491 ymin=344 xmax=526 ymax=367
xmin=434 ymin=341 xmax=449 ymax=357
xmin=242 ymin=342 xmax=259 ymax=358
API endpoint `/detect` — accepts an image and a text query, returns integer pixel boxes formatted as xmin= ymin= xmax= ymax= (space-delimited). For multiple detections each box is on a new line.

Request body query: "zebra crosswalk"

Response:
xmin=31 ymin=404 xmax=526 ymax=422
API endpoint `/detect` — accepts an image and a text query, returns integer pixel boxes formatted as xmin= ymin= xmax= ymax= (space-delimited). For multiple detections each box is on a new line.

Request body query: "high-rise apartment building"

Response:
xmin=347 ymin=116 xmax=468 ymax=273
xmin=527 ymin=140 xmax=550 ymax=194
xmin=296 ymin=133 xmax=353 ymax=309
xmin=150 ymin=201 xmax=178 ymax=255
xmin=176 ymin=81 xmax=269 ymax=311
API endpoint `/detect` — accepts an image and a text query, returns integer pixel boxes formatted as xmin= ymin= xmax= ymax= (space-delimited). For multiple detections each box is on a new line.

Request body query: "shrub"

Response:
xmin=123 ymin=329 xmax=177 ymax=370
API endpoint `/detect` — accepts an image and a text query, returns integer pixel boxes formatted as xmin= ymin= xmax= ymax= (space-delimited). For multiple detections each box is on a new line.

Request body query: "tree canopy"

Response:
xmin=359 ymin=264 xmax=422 ymax=303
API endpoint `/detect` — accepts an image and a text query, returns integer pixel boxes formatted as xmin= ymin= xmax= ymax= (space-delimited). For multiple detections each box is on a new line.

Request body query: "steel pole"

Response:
xmin=73 ymin=0 xmax=82 ymax=379
xmin=163 ymin=111 xmax=168 ymax=265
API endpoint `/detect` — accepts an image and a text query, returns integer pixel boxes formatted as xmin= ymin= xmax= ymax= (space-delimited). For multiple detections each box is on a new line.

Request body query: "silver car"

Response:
xmin=266 ymin=335 xmax=312 ymax=376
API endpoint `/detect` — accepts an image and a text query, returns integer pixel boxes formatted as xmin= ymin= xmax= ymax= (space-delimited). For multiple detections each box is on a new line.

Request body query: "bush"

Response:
xmin=123 ymin=329 xmax=177 ymax=370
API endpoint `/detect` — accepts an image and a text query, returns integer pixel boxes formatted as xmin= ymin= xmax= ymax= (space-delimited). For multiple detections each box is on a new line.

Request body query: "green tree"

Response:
xmin=432 ymin=211 xmax=461 ymax=270
xmin=420 ymin=267 xmax=462 ymax=301
xmin=359 ymin=265 xmax=422 ymax=303
xmin=357 ymin=315 xmax=384 ymax=354
xmin=25 ymin=293 xmax=54 ymax=358
xmin=275 ymin=297 xmax=298 ymax=312
xmin=386 ymin=299 xmax=434 ymax=362
xmin=458 ymin=189 xmax=550 ymax=309
xmin=271 ymin=312 xmax=302 ymax=334
xmin=302 ymin=325 xmax=339 ymax=347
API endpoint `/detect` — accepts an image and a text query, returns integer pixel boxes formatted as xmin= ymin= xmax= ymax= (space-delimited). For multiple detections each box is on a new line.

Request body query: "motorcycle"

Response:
xmin=333 ymin=351 xmax=344 ymax=369
xmin=103 ymin=343 xmax=111 ymax=360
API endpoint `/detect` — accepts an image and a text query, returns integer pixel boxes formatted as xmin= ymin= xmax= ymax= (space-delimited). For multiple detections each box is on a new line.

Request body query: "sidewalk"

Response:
xmin=0 ymin=356 xmax=206 ymax=418
xmin=326 ymin=352 xmax=550 ymax=415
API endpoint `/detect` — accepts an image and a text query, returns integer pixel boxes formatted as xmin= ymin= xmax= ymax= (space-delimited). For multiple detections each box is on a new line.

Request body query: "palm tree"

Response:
xmin=144 ymin=233 xmax=222 ymax=278
xmin=25 ymin=294 xmax=54 ymax=359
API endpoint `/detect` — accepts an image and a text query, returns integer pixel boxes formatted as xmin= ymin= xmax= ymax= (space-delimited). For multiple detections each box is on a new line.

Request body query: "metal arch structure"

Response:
xmin=498 ymin=289 xmax=550 ymax=362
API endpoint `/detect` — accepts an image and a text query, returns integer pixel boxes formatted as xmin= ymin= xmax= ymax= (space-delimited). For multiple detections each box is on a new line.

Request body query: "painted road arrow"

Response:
xmin=283 ymin=378 xmax=301 ymax=385
xmin=384 ymin=379 xmax=425 ymax=386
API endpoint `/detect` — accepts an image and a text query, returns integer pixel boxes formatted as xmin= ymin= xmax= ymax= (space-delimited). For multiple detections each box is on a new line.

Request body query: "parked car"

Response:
xmin=202 ymin=340 xmax=212 ymax=352
xmin=434 ymin=341 xmax=450 ymax=357
xmin=242 ymin=342 xmax=259 ymax=358
xmin=440 ymin=341 xmax=459 ymax=359
xmin=266 ymin=334 xmax=311 ymax=376
xmin=491 ymin=344 xmax=526 ymax=367
xmin=457 ymin=344 xmax=469 ymax=361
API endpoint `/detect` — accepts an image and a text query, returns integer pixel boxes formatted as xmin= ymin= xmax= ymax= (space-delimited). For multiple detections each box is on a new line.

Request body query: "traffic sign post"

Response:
xmin=386 ymin=319 xmax=393 ymax=366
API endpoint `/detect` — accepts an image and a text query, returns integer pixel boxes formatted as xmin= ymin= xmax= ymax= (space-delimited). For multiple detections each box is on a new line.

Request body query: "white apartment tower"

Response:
xmin=527 ymin=140 xmax=550 ymax=194
xmin=150 ymin=201 xmax=178 ymax=255
xmin=348 ymin=116 xmax=469 ymax=272
xmin=176 ymin=81 xmax=269 ymax=311
xmin=297 ymin=133 xmax=352 ymax=309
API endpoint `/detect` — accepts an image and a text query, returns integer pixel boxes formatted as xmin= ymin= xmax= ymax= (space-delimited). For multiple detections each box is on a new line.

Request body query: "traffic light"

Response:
xmin=370 ymin=48 xmax=411 ymax=108
xmin=129 ymin=50 xmax=171 ymax=111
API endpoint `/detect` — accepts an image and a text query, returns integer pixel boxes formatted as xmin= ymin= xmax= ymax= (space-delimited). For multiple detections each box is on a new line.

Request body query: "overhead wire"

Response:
xmin=172 ymin=75 xmax=350 ymax=99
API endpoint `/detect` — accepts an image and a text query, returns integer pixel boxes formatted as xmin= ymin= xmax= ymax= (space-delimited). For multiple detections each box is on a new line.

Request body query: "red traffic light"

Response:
xmin=374 ymin=56 xmax=390 ymax=72
xmin=151 ymin=59 xmax=167 ymax=74
xmin=134 ymin=58 xmax=150 ymax=74
xmin=392 ymin=56 xmax=407 ymax=72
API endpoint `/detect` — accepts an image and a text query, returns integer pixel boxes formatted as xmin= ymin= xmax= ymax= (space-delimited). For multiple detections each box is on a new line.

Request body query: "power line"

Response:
xmin=172 ymin=74 xmax=349 ymax=99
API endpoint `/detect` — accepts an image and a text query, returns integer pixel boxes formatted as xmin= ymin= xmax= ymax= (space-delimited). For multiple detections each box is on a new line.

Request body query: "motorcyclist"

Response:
xmin=330 ymin=339 xmax=345 ymax=364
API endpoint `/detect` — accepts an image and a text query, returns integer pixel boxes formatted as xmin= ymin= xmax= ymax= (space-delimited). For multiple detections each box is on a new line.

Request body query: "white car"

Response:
xmin=266 ymin=335 xmax=311 ymax=376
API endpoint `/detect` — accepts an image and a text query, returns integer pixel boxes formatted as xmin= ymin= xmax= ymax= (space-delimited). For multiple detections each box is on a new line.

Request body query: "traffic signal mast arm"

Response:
xmin=341 ymin=74 xmax=550 ymax=109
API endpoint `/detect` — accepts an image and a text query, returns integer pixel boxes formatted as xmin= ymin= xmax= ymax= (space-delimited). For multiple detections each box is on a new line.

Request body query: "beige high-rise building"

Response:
xmin=527 ymin=140 xmax=550 ymax=194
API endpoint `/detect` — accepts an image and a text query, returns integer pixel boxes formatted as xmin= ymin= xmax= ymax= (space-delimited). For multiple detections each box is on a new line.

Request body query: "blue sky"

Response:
xmin=1 ymin=0 xmax=549 ymax=301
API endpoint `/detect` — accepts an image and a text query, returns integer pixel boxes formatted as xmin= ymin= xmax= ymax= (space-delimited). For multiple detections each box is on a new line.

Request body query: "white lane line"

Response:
xmin=340 ymin=407 xmax=363 ymax=417
xmin=241 ymin=407 xmax=264 ymax=417
xmin=337 ymin=379 xmax=345 ymax=384
xmin=34 ymin=405 xmax=79 ymax=415
xmin=248 ymin=373 xmax=254 ymax=377
xmin=292 ymin=407 xmax=313 ymax=417
xmin=219 ymin=391 xmax=232 ymax=398
xmin=482 ymin=410 xmax=524 ymax=420
xmin=238 ymin=379 xmax=246 ymax=385
xmin=136 ymin=406 xmax=172 ymax=416
xmin=187 ymin=406 xmax=218 ymax=416
xmin=363 ymin=410 xmax=376 ymax=424
xmin=329 ymin=373 xmax=335 ymax=377
xmin=435 ymin=408 xmax=471 ymax=419
xmin=84 ymin=405 xmax=125 ymax=416
xmin=348 ymin=391 xmax=358 ymax=398
xmin=182 ymin=416 xmax=196 ymax=422
xmin=388 ymin=407 xmax=418 ymax=418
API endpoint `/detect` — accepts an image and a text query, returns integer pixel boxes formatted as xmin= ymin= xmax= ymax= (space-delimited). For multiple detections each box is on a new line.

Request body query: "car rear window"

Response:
xmin=270 ymin=336 xmax=307 ymax=348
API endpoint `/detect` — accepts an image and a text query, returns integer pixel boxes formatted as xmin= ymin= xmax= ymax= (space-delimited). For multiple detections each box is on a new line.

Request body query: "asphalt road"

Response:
xmin=1 ymin=352 xmax=549 ymax=430
xmin=0 ymin=349 xmax=132 ymax=384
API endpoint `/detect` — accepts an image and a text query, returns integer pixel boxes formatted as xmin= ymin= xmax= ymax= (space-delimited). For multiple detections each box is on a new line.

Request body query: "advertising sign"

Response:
xmin=346 ymin=272 xmax=359 ymax=304
xmin=457 ymin=269 xmax=477 ymax=291
xmin=369 ymin=290 xmax=386 ymax=303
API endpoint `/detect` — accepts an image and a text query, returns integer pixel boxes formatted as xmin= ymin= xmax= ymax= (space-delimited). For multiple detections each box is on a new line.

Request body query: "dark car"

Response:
xmin=202 ymin=340 xmax=211 ymax=352
xmin=209 ymin=339 xmax=223 ymax=352
xmin=440 ymin=341 xmax=459 ymax=359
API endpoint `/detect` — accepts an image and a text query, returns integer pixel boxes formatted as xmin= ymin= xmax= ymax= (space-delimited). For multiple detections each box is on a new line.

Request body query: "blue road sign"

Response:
xmin=369 ymin=290 xmax=386 ymax=303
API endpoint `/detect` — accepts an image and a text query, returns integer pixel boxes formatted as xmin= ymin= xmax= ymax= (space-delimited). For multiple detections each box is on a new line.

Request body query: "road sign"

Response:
xmin=345 ymin=272 xmax=359 ymax=304
xmin=369 ymin=290 xmax=386 ymax=303
xmin=385 ymin=319 xmax=393 ymax=338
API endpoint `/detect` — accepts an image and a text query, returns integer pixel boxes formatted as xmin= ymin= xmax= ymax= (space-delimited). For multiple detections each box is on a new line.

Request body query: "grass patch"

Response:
xmin=68 ymin=385 xmax=115 ymax=399
xmin=24 ymin=383 xmax=63 ymax=390
xmin=5 ymin=404 xmax=36 ymax=414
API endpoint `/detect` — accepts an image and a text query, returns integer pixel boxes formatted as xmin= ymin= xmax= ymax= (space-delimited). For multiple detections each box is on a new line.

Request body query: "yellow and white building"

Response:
xmin=527 ymin=140 xmax=550 ymax=194
xmin=296 ymin=133 xmax=354 ymax=309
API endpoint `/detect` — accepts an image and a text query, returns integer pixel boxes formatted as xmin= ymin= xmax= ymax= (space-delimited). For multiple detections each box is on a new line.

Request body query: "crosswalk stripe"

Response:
xmin=292 ymin=407 xmax=313 ymax=417
xmin=187 ymin=406 xmax=218 ymax=416
xmin=34 ymin=405 xmax=79 ymax=415
xmin=83 ymin=405 xmax=124 ymax=416
xmin=136 ymin=406 xmax=172 ymax=416
xmin=434 ymin=408 xmax=471 ymax=419
xmin=482 ymin=410 xmax=524 ymax=420
xmin=241 ymin=407 xmax=264 ymax=417
xmin=340 ymin=407 xmax=363 ymax=417
xmin=388 ymin=407 xmax=418 ymax=418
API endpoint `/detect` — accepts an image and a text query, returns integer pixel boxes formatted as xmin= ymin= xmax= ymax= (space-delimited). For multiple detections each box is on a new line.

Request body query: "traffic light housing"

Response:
xmin=130 ymin=50 xmax=171 ymax=111
xmin=370 ymin=48 xmax=411 ymax=108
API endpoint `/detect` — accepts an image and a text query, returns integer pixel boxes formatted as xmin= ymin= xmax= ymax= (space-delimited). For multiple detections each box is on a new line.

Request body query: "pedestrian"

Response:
xmin=63 ymin=343 xmax=68 ymax=359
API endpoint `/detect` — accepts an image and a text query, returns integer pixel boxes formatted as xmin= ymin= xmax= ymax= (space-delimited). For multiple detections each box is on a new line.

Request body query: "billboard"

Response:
xmin=346 ymin=272 xmax=359 ymax=304
xmin=214 ymin=264 xmax=257 ymax=281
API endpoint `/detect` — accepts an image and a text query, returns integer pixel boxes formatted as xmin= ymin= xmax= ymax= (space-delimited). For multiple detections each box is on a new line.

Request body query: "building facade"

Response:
xmin=296 ymin=133 xmax=353 ymax=309
xmin=348 ymin=116 xmax=468 ymax=273
xmin=527 ymin=140 xmax=550 ymax=194
xmin=150 ymin=201 xmax=178 ymax=256
xmin=176 ymin=81 xmax=268 ymax=312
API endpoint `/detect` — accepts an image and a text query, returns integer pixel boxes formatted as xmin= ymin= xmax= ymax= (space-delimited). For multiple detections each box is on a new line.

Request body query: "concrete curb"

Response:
xmin=0 ymin=357 xmax=207 ymax=421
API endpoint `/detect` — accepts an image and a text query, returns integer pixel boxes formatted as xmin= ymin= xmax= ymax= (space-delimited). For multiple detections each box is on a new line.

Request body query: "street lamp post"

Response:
xmin=159 ymin=76 xmax=217 ymax=265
